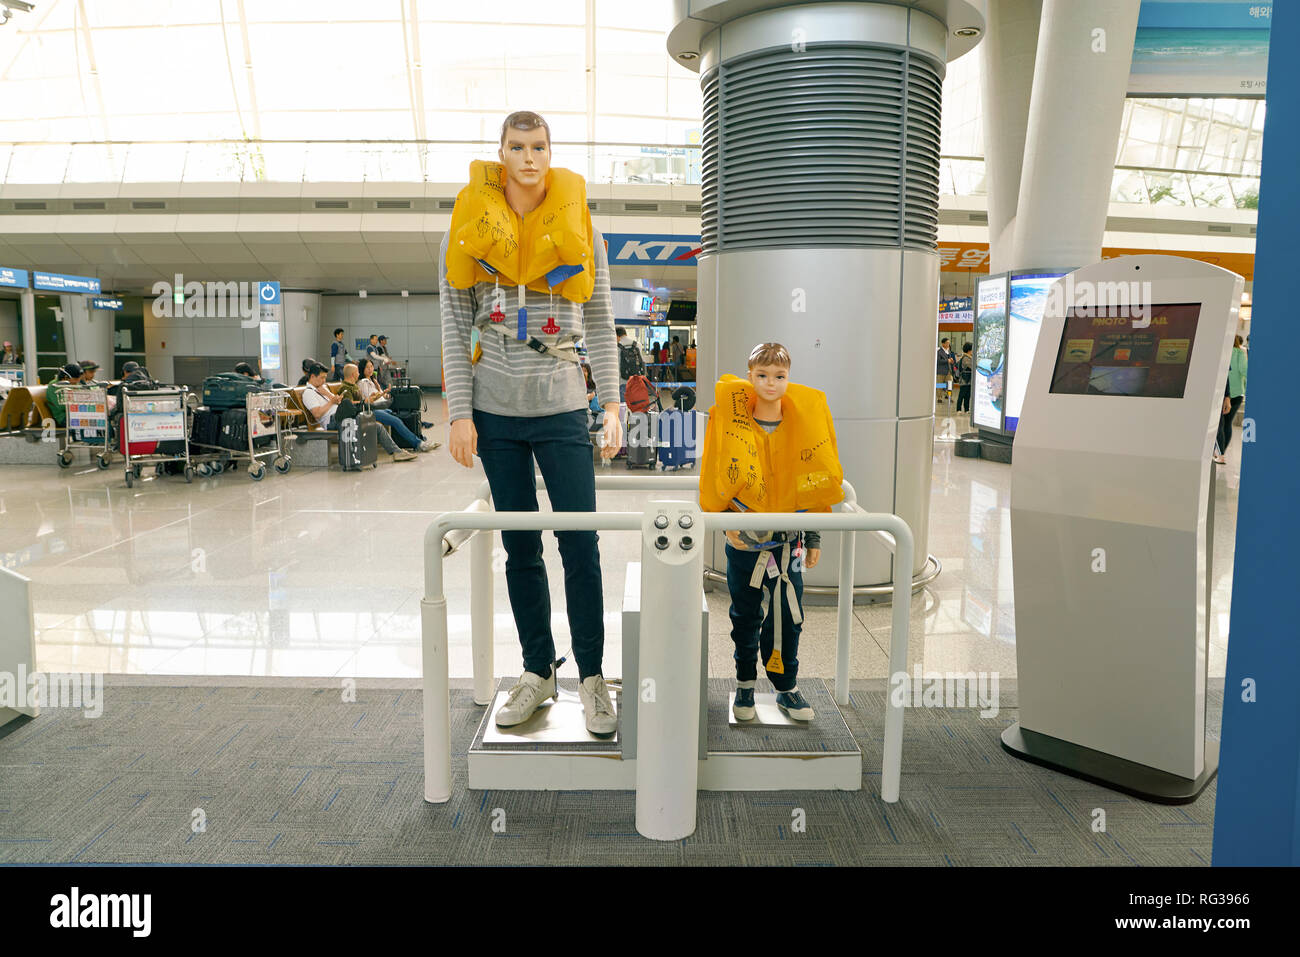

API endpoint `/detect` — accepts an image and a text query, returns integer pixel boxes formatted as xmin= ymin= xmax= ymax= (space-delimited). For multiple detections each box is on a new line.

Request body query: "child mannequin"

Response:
xmin=720 ymin=342 xmax=830 ymax=722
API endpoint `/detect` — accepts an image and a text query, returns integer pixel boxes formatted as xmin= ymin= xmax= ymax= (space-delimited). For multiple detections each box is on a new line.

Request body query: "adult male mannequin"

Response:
xmin=439 ymin=110 xmax=623 ymax=735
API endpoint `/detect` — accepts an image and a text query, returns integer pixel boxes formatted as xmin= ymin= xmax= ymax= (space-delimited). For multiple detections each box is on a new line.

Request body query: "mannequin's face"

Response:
xmin=498 ymin=126 xmax=550 ymax=188
xmin=748 ymin=363 xmax=789 ymax=404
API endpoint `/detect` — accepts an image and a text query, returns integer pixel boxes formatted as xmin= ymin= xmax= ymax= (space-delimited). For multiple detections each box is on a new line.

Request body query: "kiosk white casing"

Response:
xmin=1009 ymin=255 xmax=1241 ymax=786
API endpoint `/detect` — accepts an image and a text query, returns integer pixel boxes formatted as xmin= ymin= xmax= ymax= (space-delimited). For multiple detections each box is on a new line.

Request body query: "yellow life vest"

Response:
xmin=444 ymin=160 xmax=595 ymax=304
xmin=698 ymin=374 xmax=844 ymax=514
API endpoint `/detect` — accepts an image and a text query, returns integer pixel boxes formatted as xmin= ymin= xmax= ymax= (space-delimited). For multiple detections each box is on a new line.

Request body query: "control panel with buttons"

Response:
xmin=642 ymin=500 xmax=704 ymax=567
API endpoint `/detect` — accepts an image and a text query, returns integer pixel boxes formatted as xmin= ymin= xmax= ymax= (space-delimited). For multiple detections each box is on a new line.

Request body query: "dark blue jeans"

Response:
xmin=372 ymin=408 xmax=421 ymax=447
xmin=725 ymin=543 xmax=803 ymax=692
xmin=473 ymin=408 xmax=604 ymax=680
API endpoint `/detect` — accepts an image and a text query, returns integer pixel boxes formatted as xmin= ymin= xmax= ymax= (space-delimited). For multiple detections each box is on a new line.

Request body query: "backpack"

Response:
xmin=958 ymin=354 xmax=973 ymax=384
xmin=625 ymin=374 xmax=659 ymax=414
xmin=619 ymin=341 xmax=646 ymax=380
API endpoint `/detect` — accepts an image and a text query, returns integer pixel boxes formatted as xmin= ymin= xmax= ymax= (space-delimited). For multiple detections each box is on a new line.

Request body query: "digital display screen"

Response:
xmin=1049 ymin=303 xmax=1201 ymax=398
xmin=1005 ymin=272 xmax=1065 ymax=431
xmin=972 ymin=275 xmax=1007 ymax=429
xmin=259 ymin=321 xmax=281 ymax=374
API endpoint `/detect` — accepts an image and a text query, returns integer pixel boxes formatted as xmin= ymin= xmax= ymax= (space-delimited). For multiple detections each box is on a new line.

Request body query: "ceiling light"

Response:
xmin=677 ymin=51 xmax=699 ymax=60
xmin=954 ymin=27 xmax=981 ymax=38
xmin=401 ymin=289 xmax=409 ymax=298
xmin=359 ymin=289 xmax=367 ymax=299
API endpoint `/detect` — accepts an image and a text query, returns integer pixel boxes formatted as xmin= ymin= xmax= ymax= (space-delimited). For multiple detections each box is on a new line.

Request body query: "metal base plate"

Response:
xmin=480 ymin=686 xmax=619 ymax=746
xmin=1000 ymin=723 xmax=1218 ymax=805
xmin=727 ymin=692 xmax=808 ymax=728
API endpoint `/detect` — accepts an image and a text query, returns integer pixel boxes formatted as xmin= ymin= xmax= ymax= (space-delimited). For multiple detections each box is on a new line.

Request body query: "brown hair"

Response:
xmin=1234 ymin=334 xmax=1244 ymax=348
xmin=500 ymin=111 xmax=551 ymax=149
xmin=748 ymin=342 xmax=791 ymax=369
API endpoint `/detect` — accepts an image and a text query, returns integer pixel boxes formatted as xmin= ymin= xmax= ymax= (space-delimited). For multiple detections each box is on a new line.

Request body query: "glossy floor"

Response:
xmin=0 ymin=407 xmax=1243 ymax=682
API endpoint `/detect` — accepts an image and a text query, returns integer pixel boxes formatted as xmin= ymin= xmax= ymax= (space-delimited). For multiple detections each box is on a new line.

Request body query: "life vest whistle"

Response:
xmin=541 ymin=316 xmax=560 ymax=335
xmin=489 ymin=306 xmax=505 ymax=323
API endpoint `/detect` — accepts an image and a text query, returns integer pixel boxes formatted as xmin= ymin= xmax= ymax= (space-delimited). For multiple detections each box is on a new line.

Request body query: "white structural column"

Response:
xmin=1009 ymin=0 xmax=1141 ymax=270
xmin=670 ymin=0 xmax=984 ymax=586
xmin=20 ymin=290 xmax=37 ymax=384
xmin=979 ymin=0 xmax=1042 ymax=275
xmin=60 ymin=295 xmax=115 ymax=369
xmin=280 ymin=291 xmax=320 ymax=384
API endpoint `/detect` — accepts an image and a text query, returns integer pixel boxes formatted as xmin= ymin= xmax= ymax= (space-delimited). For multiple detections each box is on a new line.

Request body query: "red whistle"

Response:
xmin=489 ymin=307 xmax=505 ymax=323
xmin=541 ymin=316 xmax=560 ymax=335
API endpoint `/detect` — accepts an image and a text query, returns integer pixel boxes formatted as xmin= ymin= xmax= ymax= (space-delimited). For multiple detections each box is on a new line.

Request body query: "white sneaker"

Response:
xmin=578 ymin=674 xmax=617 ymax=736
xmin=418 ymin=440 xmax=441 ymax=453
xmin=494 ymin=668 xmax=557 ymax=727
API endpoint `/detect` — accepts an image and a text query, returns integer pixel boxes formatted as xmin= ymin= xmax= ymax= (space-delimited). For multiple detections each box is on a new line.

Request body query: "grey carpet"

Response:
xmin=0 ymin=678 xmax=1219 ymax=866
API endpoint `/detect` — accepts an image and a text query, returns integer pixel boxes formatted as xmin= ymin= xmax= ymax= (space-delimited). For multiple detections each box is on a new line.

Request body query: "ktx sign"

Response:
xmin=605 ymin=234 xmax=701 ymax=267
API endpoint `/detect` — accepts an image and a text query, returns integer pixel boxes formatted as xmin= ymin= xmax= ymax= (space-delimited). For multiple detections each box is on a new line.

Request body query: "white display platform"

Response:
xmin=1007 ymin=255 xmax=1241 ymax=796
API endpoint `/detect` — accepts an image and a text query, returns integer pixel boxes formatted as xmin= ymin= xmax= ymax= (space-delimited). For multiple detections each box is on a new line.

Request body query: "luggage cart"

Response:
xmin=119 ymin=387 xmax=192 ymax=488
xmin=243 ymin=390 xmax=293 ymax=481
xmin=57 ymin=385 xmax=114 ymax=471
xmin=187 ymin=391 xmax=294 ymax=481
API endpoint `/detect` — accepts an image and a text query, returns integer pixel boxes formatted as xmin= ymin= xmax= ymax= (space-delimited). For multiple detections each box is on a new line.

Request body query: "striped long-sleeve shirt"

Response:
xmin=438 ymin=226 xmax=621 ymax=423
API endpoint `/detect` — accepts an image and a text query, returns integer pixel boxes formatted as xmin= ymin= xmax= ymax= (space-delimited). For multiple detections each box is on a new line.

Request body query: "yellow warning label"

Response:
xmin=766 ymin=649 xmax=785 ymax=674
xmin=1157 ymin=338 xmax=1190 ymax=364
xmin=1063 ymin=339 xmax=1094 ymax=362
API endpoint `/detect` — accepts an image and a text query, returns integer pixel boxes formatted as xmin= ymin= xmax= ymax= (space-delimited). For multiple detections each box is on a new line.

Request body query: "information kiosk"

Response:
xmin=1003 ymin=255 xmax=1242 ymax=802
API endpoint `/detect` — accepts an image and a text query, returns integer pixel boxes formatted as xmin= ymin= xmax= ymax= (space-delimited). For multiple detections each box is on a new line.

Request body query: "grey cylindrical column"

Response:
xmin=671 ymin=0 xmax=984 ymax=585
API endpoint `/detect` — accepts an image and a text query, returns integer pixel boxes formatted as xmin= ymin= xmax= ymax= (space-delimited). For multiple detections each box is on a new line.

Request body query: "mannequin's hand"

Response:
xmin=805 ymin=548 xmax=821 ymax=570
xmin=599 ymin=403 xmax=622 ymax=459
xmin=449 ymin=418 xmax=477 ymax=469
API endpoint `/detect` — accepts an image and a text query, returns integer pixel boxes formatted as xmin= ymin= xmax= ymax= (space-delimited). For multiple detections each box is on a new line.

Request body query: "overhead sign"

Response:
xmin=257 ymin=281 xmax=281 ymax=305
xmin=89 ymin=297 xmax=124 ymax=311
xmin=938 ymin=242 xmax=1257 ymax=280
xmin=604 ymin=234 xmax=701 ymax=267
xmin=1130 ymin=0 xmax=1272 ymax=98
xmin=32 ymin=271 xmax=101 ymax=295
xmin=0 ymin=266 xmax=28 ymax=289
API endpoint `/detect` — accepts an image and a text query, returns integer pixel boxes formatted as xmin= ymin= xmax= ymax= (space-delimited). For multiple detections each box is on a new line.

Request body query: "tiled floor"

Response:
xmin=1 ymin=402 xmax=1243 ymax=683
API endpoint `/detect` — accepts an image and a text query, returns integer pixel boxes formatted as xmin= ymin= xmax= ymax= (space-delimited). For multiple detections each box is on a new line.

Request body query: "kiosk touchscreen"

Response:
xmin=1004 ymin=255 xmax=1242 ymax=802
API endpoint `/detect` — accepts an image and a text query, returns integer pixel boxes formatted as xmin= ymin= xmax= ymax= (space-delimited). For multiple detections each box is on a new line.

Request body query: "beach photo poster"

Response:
xmin=1129 ymin=0 xmax=1272 ymax=97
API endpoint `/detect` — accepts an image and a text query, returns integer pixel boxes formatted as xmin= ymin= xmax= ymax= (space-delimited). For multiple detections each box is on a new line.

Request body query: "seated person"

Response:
xmin=299 ymin=363 xmax=418 ymax=463
xmin=296 ymin=357 xmax=319 ymax=387
xmin=341 ymin=361 xmax=438 ymax=452
xmin=354 ymin=358 xmax=392 ymax=409
xmin=76 ymin=359 xmax=118 ymax=415
xmin=45 ymin=362 xmax=85 ymax=426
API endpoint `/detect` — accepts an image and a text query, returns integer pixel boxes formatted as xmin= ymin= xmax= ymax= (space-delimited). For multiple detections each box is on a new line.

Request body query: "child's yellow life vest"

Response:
xmin=444 ymin=159 xmax=595 ymax=304
xmin=698 ymin=374 xmax=844 ymax=514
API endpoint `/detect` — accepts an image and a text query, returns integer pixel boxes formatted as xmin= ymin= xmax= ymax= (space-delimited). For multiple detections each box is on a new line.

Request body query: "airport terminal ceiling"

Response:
xmin=0 ymin=0 xmax=1265 ymax=300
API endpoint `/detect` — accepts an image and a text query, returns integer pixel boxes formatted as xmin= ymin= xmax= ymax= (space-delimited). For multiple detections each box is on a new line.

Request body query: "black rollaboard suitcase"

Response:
xmin=202 ymin=372 xmax=264 ymax=410
xmin=392 ymin=409 xmax=424 ymax=450
xmin=191 ymin=408 xmax=222 ymax=449
xmin=390 ymin=385 xmax=422 ymax=413
xmin=625 ymin=411 xmax=656 ymax=469
xmin=339 ymin=411 xmax=379 ymax=471
xmin=219 ymin=407 xmax=249 ymax=451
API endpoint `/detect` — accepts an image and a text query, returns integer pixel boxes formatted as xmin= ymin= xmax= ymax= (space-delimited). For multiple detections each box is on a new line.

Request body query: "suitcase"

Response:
xmin=392 ymin=409 xmax=423 ymax=450
xmin=191 ymin=408 xmax=223 ymax=449
xmin=625 ymin=411 xmax=656 ymax=469
xmin=390 ymin=385 xmax=422 ymax=412
xmin=656 ymin=409 xmax=697 ymax=470
xmin=202 ymin=372 xmax=264 ymax=410
xmin=119 ymin=430 xmax=157 ymax=456
xmin=219 ymin=407 xmax=249 ymax=451
xmin=339 ymin=411 xmax=379 ymax=471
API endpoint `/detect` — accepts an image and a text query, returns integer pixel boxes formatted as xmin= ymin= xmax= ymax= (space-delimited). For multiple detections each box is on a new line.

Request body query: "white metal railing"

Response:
xmin=420 ymin=475 xmax=915 ymax=806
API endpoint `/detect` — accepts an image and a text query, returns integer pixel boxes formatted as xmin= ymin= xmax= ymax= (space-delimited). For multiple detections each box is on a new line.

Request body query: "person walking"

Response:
xmin=955 ymin=342 xmax=973 ymax=413
xmin=1214 ymin=335 xmax=1248 ymax=464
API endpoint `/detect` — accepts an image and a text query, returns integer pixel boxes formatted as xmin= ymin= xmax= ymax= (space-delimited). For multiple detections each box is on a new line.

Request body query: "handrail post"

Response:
xmin=470 ymin=525 xmax=494 ymax=706
xmin=835 ymin=524 xmax=856 ymax=707
xmin=880 ymin=518 xmax=914 ymax=804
